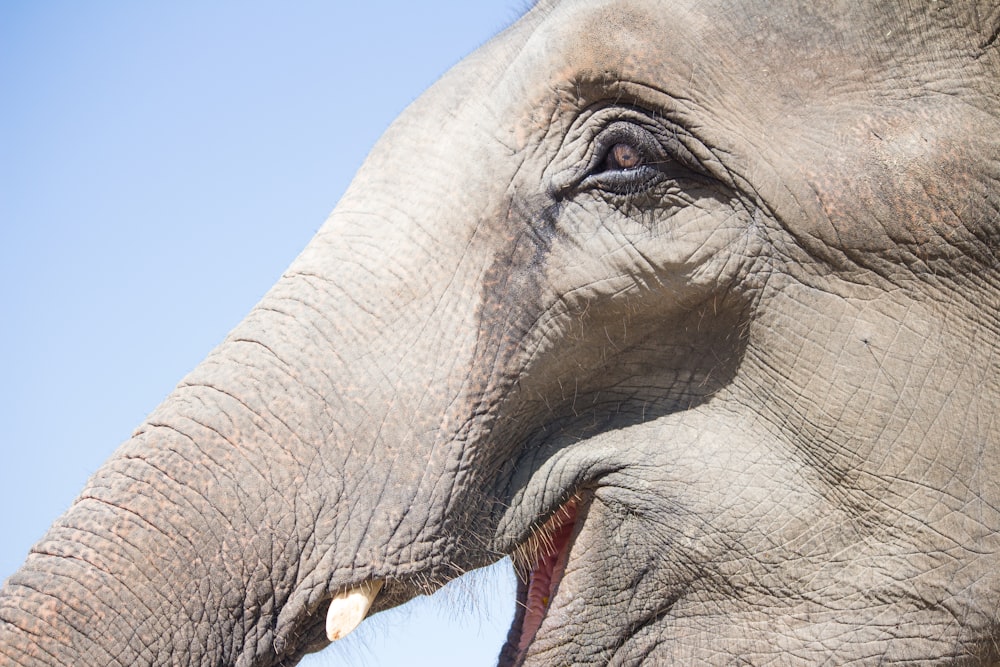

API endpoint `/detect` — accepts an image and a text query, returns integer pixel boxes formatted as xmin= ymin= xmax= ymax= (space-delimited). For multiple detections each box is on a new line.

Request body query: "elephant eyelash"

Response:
xmin=584 ymin=161 xmax=664 ymax=195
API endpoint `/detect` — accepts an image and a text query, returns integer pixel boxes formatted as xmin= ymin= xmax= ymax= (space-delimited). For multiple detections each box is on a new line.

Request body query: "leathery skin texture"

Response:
xmin=2 ymin=1 xmax=999 ymax=665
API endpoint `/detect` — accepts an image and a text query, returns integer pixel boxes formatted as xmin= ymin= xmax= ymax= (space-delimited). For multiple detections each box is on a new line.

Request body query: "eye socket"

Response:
xmin=581 ymin=122 xmax=666 ymax=194
xmin=558 ymin=115 xmax=709 ymax=199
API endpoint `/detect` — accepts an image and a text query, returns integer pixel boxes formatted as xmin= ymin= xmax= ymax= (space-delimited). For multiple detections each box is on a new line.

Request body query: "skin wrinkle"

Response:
xmin=91 ymin=469 xmax=238 ymax=648
xmin=267 ymin=279 xmax=378 ymax=341
xmin=163 ymin=413 xmax=276 ymax=498
xmin=83 ymin=478 xmax=206 ymax=573
xmin=83 ymin=470 xmax=208 ymax=560
xmin=30 ymin=535 xmax=165 ymax=663
xmin=18 ymin=561 xmax=114 ymax=652
xmin=136 ymin=424 xmax=250 ymax=529
xmin=180 ymin=381 xmax=306 ymax=467
xmin=128 ymin=425 xmax=305 ymax=659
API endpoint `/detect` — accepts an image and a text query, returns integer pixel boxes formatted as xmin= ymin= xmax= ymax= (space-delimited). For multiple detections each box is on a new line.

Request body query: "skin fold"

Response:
xmin=2 ymin=1 xmax=999 ymax=665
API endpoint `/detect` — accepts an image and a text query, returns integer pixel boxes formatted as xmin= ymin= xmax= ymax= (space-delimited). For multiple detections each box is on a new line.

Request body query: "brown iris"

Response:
xmin=604 ymin=142 xmax=642 ymax=171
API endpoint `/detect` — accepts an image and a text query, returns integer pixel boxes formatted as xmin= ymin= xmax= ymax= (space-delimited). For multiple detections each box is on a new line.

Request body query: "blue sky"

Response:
xmin=1 ymin=2 xmax=527 ymax=664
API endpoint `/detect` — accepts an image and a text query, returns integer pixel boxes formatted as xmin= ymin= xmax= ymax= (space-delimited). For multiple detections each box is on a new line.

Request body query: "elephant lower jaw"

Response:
xmin=502 ymin=493 xmax=583 ymax=666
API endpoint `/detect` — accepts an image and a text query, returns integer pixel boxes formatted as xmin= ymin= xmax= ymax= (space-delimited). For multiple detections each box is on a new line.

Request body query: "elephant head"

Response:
xmin=3 ymin=1 xmax=999 ymax=665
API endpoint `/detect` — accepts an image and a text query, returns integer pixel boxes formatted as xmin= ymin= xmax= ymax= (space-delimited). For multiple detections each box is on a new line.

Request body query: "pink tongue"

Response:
xmin=518 ymin=501 xmax=578 ymax=654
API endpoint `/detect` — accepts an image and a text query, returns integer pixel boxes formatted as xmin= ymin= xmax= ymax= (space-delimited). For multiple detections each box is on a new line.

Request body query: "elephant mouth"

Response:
xmin=503 ymin=492 xmax=584 ymax=665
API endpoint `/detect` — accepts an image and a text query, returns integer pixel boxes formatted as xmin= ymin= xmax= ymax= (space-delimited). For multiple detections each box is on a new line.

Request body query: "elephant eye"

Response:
xmin=602 ymin=142 xmax=644 ymax=172
xmin=581 ymin=121 xmax=667 ymax=195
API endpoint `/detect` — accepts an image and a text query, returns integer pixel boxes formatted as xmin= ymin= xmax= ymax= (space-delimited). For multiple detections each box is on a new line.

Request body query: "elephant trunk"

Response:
xmin=0 ymin=419 xmax=295 ymax=665
xmin=0 ymin=215 xmax=500 ymax=665
xmin=1 ymin=33 xmax=519 ymax=666
xmin=0 ymin=266 xmax=492 ymax=665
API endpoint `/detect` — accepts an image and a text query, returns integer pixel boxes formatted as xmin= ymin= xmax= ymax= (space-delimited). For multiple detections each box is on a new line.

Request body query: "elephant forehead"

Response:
xmin=492 ymin=0 xmax=885 ymax=214
xmin=515 ymin=0 xmax=994 ymax=91
xmin=498 ymin=0 xmax=999 ymax=273
xmin=499 ymin=0 xmax=868 ymax=137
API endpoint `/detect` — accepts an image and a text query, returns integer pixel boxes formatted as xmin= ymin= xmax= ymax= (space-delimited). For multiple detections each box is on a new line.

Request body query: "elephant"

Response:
xmin=2 ymin=0 xmax=999 ymax=664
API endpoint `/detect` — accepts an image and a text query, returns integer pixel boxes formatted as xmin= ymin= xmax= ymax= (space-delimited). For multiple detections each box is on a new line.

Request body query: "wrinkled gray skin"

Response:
xmin=3 ymin=0 xmax=1000 ymax=665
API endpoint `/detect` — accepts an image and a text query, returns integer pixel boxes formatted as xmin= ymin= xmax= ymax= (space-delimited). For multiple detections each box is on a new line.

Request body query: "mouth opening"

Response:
xmin=503 ymin=493 xmax=583 ymax=665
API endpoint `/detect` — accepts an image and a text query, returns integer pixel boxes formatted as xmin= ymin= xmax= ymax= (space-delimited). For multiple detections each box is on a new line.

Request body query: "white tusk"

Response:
xmin=325 ymin=579 xmax=384 ymax=641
